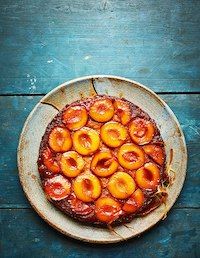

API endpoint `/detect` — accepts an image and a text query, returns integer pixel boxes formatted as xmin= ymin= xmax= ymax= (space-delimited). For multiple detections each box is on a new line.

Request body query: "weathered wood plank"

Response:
xmin=0 ymin=208 xmax=199 ymax=258
xmin=0 ymin=96 xmax=41 ymax=208
xmin=0 ymin=0 xmax=199 ymax=94
xmin=0 ymin=94 xmax=199 ymax=208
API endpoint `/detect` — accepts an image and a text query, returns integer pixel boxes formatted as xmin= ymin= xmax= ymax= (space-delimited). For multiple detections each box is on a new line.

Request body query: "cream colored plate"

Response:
xmin=18 ymin=75 xmax=187 ymax=243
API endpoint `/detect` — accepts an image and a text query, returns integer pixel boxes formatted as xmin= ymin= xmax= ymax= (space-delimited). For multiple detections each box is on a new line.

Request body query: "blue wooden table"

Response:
xmin=0 ymin=1 xmax=199 ymax=257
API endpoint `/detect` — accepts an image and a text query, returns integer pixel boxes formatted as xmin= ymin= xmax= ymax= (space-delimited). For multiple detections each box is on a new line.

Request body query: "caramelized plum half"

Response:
xmin=42 ymin=147 xmax=60 ymax=173
xmin=118 ymin=143 xmax=145 ymax=170
xmin=69 ymin=195 xmax=94 ymax=216
xmin=73 ymin=127 xmax=100 ymax=155
xmin=89 ymin=98 xmax=114 ymax=122
xmin=123 ymin=189 xmax=145 ymax=213
xmin=44 ymin=175 xmax=71 ymax=200
xmin=60 ymin=151 xmax=85 ymax=177
xmin=108 ymin=172 xmax=136 ymax=199
xmin=95 ymin=197 xmax=121 ymax=223
xmin=100 ymin=122 xmax=128 ymax=148
xmin=62 ymin=106 xmax=88 ymax=130
xmin=91 ymin=151 xmax=118 ymax=177
xmin=73 ymin=173 xmax=101 ymax=202
xmin=143 ymin=144 xmax=165 ymax=165
xmin=114 ymin=99 xmax=131 ymax=125
xmin=135 ymin=162 xmax=160 ymax=190
xmin=129 ymin=118 xmax=155 ymax=145
xmin=49 ymin=127 xmax=72 ymax=152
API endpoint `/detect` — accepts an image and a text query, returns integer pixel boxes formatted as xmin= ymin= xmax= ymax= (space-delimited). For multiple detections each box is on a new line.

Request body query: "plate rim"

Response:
xmin=17 ymin=75 xmax=187 ymax=243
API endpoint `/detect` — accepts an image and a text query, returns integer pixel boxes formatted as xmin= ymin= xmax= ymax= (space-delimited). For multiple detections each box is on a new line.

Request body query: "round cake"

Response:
xmin=37 ymin=95 xmax=168 ymax=226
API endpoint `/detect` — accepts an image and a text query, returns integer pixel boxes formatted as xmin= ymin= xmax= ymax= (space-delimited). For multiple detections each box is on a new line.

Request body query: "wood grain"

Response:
xmin=0 ymin=0 xmax=199 ymax=94
xmin=1 ymin=208 xmax=199 ymax=258
xmin=0 ymin=0 xmax=199 ymax=255
xmin=0 ymin=94 xmax=199 ymax=208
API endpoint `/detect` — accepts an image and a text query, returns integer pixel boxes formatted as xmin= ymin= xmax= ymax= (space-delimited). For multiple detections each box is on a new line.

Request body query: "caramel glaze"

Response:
xmin=38 ymin=95 xmax=168 ymax=226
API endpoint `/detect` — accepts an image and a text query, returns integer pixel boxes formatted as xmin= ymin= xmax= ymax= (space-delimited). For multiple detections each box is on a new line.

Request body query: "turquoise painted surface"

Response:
xmin=0 ymin=0 xmax=200 ymax=94
xmin=1 ymin=209 xmax=199 ymax=258
xmin=0 ymin=0 xmax=199 ymax=257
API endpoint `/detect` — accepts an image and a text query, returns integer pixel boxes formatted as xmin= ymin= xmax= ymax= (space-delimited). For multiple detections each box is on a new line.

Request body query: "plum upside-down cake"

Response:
xmin=38 ymin=95 xmax=169 ymax=226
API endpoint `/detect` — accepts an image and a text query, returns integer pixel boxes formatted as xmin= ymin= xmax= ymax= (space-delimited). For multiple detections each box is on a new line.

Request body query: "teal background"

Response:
xmin=0 ymin=1 xmax=199 ymax=257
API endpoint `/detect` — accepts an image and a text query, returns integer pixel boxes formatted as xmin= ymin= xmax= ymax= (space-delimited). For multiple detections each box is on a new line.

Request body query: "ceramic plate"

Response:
xmin=18 ymin=75 xmax=187 ymax=243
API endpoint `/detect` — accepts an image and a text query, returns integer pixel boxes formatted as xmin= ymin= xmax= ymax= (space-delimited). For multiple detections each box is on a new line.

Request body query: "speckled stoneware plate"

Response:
xmin=18 ymin=75 xmax=187 ymax=243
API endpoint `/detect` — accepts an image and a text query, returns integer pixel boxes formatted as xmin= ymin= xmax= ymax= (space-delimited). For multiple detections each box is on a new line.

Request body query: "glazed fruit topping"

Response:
xmin=62 ymin=106 xmax=88 ymax=130
xmin=49 ymin=127 xmax=72 ymax=152
xmin=70 ymin=196 xmax=94 ymax=216
xmin=118 ymin=143 xmax=145 ymax=170
xmin=95 ymin=197 xmax=121 ymax=223
xmin=89 ymin=98 xmax=114 ymax=122
xmin=123 ymin=189 xmax=145 ymax=213
xmin=73 ymin=173 xmax=101 ymax=202
xmin=143 ymin=144 xmax=165 ymax=165
xmin=38 ymin=95 xmax=167 ymax=225
xmin=135 ymin=162 xmax=160 ymax=190
xmin=129 ymin=118 xmax=155 ymax=145
xmin=100 ymin=122 xmax=128 ymax=147
xmin=108 ymin=172 xmax=136 ymax=199
xmin=44 ymin=175 xmax=71 ymax=200
xmin=73 ymin=127 xmax=100 ymax=155
xmin=42 ymin=147 xmax=60 ymax=173
xmin=91 ymin=151 xmax=118 ymax=177
xmin=60 ymin=151 xmax=85 ymax=177
xmin=114 ymin=99 xmax=131 ymax=125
